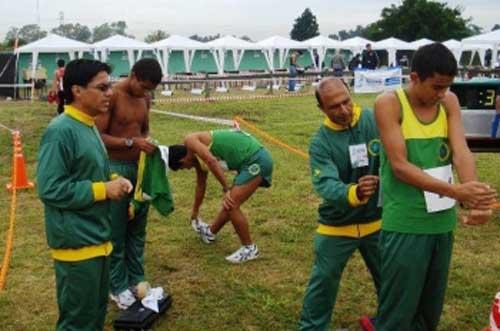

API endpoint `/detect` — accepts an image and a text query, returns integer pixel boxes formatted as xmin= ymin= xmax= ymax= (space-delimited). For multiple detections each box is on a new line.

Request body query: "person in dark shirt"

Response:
xmin=362 ymin=43 xmax=379 ymax=70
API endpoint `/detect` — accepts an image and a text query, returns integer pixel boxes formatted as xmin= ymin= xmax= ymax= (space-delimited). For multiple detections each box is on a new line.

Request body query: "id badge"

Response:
xmin=423 ymin=164 xmax=456 ymax=213
xmin=349 ymin=143 xmax=369 ymax=168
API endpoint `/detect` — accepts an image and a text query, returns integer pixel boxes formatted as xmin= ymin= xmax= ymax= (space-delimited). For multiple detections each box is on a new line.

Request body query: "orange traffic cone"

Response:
xmin=6 ymin=131 xmax=34 ymax=191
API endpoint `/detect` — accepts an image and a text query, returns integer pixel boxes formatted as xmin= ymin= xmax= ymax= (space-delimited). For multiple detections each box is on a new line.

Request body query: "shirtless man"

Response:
xmin=95 ymin=58 xmax=162 ymax=309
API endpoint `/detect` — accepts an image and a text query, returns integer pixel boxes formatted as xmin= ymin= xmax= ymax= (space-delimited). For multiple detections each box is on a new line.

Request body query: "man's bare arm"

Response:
xmin=191 ymin=164 xmax=208 ymax=219
xmin=184 ymin=132 xmax=230 ymax=192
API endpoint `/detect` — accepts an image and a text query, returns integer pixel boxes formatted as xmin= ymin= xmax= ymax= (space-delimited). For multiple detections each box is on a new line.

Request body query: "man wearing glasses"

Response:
xmin=37 ymin=59 xmax=133 ymax=330
xmin=95 ymin=58 xmax=163 ymax=309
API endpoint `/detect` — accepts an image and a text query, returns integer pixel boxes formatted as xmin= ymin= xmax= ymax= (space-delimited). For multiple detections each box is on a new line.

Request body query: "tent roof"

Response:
xmin=152 ymin=34 xmax=208 ymax=49
xmin=256 ymin=35 xmax=305 ymax=49
xmin=206 ymin=35 xmax=259 ymax=49
xmin=340 ymin=36 xmax=372 ymax=49
xmin=442 ymin=39 xmax=461 ymax=50
xmin=15 ymin=33 xmax=91 ymax=53
xmin=302 ymin=35 xmax=342 ymax=48
xmin=372 ymin=37 xmax=415 ymax=50
xmin=409 ymin=38 xmax=434 ymax=48
xmin=462 ymin=30 xmax=500 ymax=45
xmin=92 ymin=34 xmax=151 ymax=50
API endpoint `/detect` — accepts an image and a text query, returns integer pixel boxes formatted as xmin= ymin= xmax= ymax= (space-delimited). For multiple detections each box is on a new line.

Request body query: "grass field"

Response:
xmin=0 ymin=94 xmax=498 ymax=331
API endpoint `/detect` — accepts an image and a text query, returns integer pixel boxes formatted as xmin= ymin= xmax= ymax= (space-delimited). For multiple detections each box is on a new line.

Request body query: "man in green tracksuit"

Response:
xmin=37 ymin=59 xmax=133 ymax=331
xmin=299 ymin=77 xmax=381 ymax=331
xmin=374 ymin=43 xmax=497 ymax=330
xmin=167 ymin=129 xmax=273 ymax=263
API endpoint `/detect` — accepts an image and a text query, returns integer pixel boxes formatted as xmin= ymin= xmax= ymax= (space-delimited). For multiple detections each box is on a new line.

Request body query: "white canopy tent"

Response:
xmin=372 ymin=37 xmax=416 ymax=66
xmin=256 ymin=36 xmax=305 ymax=71
xmin=15 ymin=34 xmax=91 ymax=82
xmin=152 ymin=35 xmax=208 ymax=75
xmin=92 ymin=35 xmax=152 ymax=70
xmin=302 ymin=35 xmax=342 ymax=70
xmin=462 ymin=30 xmax=500 ymax=68
xmin=205 ymin=36 xmax=258 ymax=74
xmin=442 ymin=39 xmax=463 ymax=62
xmin=409 ymin=38 xmax=434 ymax=49
xmin=340 ymin=36 xmax=372 ymax=56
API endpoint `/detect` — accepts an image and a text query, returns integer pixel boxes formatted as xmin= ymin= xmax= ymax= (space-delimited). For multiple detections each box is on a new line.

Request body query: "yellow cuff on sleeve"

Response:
xmin=92 ymin=182 xmax=107 ymax=201
xmin=347 ymin=184 xmax=368 ymax=207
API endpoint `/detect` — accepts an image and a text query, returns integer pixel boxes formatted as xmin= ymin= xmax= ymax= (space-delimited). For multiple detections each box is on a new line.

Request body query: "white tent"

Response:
xmin=256 ymin=36 xmax=305 ymax=71
xmin=206 ymin=36 xmax=258 ymax=74
xmin=152 ymin=35 xmax=208 ymax=75
xmin=340 ymin=36 xmax=372 ymax=55
xmin=92 ymin=35 xmax=152 ymax=69
xmin=410 ymin=38 xmax=434 ymax=49
xmin=372 ymin=37 xmax=415 ymax=66
xmin=15 ymin=34 xmax=91 ymax=81
xmin=462 ymin=30 xmax=500 ymax=68
xmin=302 ymin=35 xmax=342 ymax=70
xmin=442 ymin=39 xmax=463 ymax=62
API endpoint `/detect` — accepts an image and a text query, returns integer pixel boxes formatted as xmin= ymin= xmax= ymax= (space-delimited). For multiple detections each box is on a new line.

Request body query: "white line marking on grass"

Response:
xmin=151 ymin=109 xmax=234 ymax=126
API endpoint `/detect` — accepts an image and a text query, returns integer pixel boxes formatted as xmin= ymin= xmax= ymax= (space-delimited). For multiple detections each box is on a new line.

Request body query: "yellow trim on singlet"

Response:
xmin=64 ymin=105 xmax=94 ymax=126
xmin=317 ymin=220 xmax=381 ymax=238
xmin=52 ymin=241 xmax=113 ymax=262
xmin=396 ymin=89 xmax=448 ymax=139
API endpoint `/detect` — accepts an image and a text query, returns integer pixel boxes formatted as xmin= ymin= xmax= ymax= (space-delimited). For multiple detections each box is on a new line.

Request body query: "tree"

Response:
xmin=145 ymin=30 xmax=168 ymax=43
xmin=492 ymin=24 xmax=500 ymax=31
xmin=363 ymin=0 xmax=481 ymax=41
xmin=4 ymin=24 xmax=47 ymax=46
xmin=290 ymin=8 xmax=319 ymax=41
xmin=189 ymin=34 xmax=220 ymax=42
xmin=92 ymin=21 xmax=134 ymax=42
xmin=240 ymin=35 xmax=253 ymax=42
xmin=330 ymin=25 xmax=366 ymax=41
xmin=51 ymin=23 xmax=91 ymax=42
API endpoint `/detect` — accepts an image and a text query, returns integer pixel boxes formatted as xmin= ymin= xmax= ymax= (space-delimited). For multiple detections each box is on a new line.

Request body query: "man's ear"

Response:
xmin=71 ymin=85 xmax=83 ymax=99
xmin=409 ymin=72 xmax=419 ymax=83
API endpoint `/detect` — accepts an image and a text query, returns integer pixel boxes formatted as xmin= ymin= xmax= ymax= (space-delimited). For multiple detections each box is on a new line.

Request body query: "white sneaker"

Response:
xmin=225 ymin=245 xmax=259 ymax=264
xmin=110 ymin=288 xmax=136 ymax=310
xmin=191 ymin=218 xmax=208 ymax=233
xmin=199 ymin=223 xmax=216 ymax=244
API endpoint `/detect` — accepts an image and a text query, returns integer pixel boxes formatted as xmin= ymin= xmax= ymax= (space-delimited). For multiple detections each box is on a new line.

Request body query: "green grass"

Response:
xmin=0 ymin=95 xmax=498 ymax=331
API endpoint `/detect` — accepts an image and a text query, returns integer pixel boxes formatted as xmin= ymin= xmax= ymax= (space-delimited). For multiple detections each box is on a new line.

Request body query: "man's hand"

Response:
xmin=461 ymin=209 xmax=493 ymax=226
xmin=222 ymin=190 xmax=235 ymax=211
xmin=356 ymin=175 xmax=379 ymax=201
xmin=105 ymin=177 xmax=133 ymax=200
xmin=134 ymin=137 xmax=157 ymax=154
xmin=453 ymin=181 xmax=497 ymax=209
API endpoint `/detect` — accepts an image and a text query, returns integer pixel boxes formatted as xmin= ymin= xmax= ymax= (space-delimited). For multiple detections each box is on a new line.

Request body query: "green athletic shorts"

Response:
xmin=234 ymin=147 xmax=273 ymax=188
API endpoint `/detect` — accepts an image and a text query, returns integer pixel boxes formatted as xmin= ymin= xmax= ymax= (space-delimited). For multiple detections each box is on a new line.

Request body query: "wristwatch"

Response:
xmin=124 ymin=138 xmax=134 ymax=149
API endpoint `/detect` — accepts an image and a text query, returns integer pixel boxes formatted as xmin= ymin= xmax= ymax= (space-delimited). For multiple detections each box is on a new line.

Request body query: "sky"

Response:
xmin=0 ymin=0 xmax=498 ymax=41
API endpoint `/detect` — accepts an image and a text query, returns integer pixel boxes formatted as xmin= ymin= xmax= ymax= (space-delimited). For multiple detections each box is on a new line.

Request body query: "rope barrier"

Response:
xmin=0 ymin=132 xmax=18 ymax=290
xmin=153 ymin=91 xmax=314 ymax=104
xmin=151 ymin=109 xmax=234 ymax=126
xmin=234 ymin=116 xmax=309 ymax=160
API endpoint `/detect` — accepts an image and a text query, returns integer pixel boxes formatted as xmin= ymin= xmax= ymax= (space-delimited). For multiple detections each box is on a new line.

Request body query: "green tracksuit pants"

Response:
xmin=376 ymin=231 xmax=454 ymax=331
xmin=55 ymin=256 xmax=109 ymax=331
xmin=299 ymin=231 xmax=381 ymax=331
xmin=109 ymin=160 xmax=149 ymax=295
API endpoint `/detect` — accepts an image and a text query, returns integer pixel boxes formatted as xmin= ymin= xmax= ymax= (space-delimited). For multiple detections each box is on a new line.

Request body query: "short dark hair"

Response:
xmin=57 ymin=59 xmax=65 ymax=68
xmin=63 ymin=59 xmax=111 ymax=104
xmin=411 ymin=43 xmax=457 ymax=81
xmin=131 ymin=58 xmax=162 ymax=86
xmin=366 ymin=43 xmax=371 ymax=48
xmin=168 ymin=144 xmax=188 ymax=171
